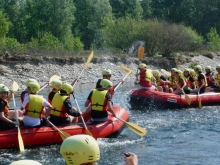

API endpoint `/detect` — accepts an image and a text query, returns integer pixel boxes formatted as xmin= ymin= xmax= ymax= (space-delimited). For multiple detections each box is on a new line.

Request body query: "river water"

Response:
xmin=1 ymin=82 xmax=220 ymax=165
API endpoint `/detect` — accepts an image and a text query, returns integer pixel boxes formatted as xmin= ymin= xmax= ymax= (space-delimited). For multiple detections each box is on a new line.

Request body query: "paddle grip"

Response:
xmin=124 ymin=153 xmax=130 ymax=157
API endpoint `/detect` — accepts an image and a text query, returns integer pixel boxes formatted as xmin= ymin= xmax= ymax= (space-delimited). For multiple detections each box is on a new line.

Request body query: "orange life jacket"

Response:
xmin=0 ymin=98 xmax=9 ymax=117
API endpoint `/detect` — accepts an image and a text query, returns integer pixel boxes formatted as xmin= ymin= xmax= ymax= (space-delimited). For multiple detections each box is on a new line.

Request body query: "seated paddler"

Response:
xmin=48 ymin=79 xmax=62 ymax=104
xmin=84 ymin=79 xmax=116 ymax=123
xmin=21 ymin=82 xmax=52 ymax=127
xmin=49 ymin=83 xmax=80 ymax=125
xmin=0 ymin=84 xmax=20 ymax=130
xmin=135 ymin=63 xmax=156 ymax=90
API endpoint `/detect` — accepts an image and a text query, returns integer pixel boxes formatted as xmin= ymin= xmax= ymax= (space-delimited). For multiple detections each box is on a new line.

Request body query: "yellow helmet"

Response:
xmin=205 ymin=66 xmax=212 ymax=70
xmin=152 ymin=70 xmax=160 ymax=77
xmin=216 ymin=65 xmax=220 ymax=69
xmin=50 ymin=79 xmax=62 ymax=90
xmin=171 ymin=68 xmax=177 ymax=72
xmin=26 ymin=78 xmax=38 ymax=86
xmin=60 ymin=135 xmax=100 ymax=165
xmin=100 ymin=79 xmax=112 ymax=88
xmin=189 ymin=69 xmax=195 ymax=76
xmin=194 ymin=65 xmax=202 ymax=72
xmin=102 ymin=69 xmax=112 ymax=76
xmin=61 ymin=83 xmax=73 ymax=94
xmin=175 ymin=69 xmax=182 ymax=76
xmin=9 ymin=160 xmax=42 ymax=165
xmin=27 ymin=82 xmax=40 ymax=93
xmin=0 ymin=84 xmax=9 ymax=92
xmin=139 ymin=63 xmax=147 ymax=69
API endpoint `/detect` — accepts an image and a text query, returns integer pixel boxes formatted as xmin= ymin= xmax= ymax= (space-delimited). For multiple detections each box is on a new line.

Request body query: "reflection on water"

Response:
xmin=2 ymin=81 xmax=220 ymax=165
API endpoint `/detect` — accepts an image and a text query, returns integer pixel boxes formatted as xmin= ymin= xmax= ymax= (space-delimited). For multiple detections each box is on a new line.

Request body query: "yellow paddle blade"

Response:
xmin=124 ymin=121 xmax=147 ymax=137
xmin=58 ymin=130 xmax=71 ymax=140
xmin=160 ymin=69 xmax=171 ymax=77
xmin=185 ymin=94 xmax=191 ymax=105
xmin=120 ymin=65 xmax=133 ymax=73
xmin=198 ymin=95 xmax=202 ymax=108
xmin=85 ymin=51 xmax=94 ymax=67
xmin=18 ymin=127 xmax=25 ymax=152
xmin=85 ymin=129 xmax=93 ymax=137
xmin=138 ymin=46 xmax=144 ymax=61
xmin=12 ymin=81 xmax=19 ymax=92
xmin=49 ymin=75 xmax=61 ymax=83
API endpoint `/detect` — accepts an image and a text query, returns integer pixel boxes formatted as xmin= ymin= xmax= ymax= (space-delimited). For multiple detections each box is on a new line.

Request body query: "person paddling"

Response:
xmin=20 ymin=78 xmax=38 ymax=104
xmin=0 ymin=84 xmax=20 ymax=130
xmin=21 ymin=82 xmax=52 ymax=127
xmin=190 ymin=65 xmax=207 ymax=94
xmin=135 ymin=63 xmax=156 ymax=90
xmin=152 ymin=70 xmax=171 ymax=92
xmin=48 ymin=79 xmax=62 ymax=104
xmin=49 ymin=83 xmax=80 ymax=124
xmin=84 ymin=79 xmax=116 ymax=123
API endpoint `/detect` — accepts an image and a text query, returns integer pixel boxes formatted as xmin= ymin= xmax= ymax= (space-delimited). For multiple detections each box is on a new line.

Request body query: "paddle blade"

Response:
xmin=185 ymin=94 xmax=191 ymax=105
xmin=12 ymin=81 xmax=19 ymax=92
xmin=85 ymin=51 xmax=94 ymax=67
xmin=18 ymin=128 xmax=25 ymax=152
xmin=198 ymin=95 xmax=202 ymax=108
xmin=49 ymin=75 xmax=61 ymax=83
xmin=125 ymin=121 xmax=147 ymax=137
xmin=59 ymin=130 xmax=71 ymax=140
xmin=120 ymin=65 xmax=132 ymax=73
xmin=85 ymin=129 xmax=93 ymax=137
xmin=138 ymin=46 xmax=144 ymax=61
xmin=160 ymin=69 xmax=171 ymax=77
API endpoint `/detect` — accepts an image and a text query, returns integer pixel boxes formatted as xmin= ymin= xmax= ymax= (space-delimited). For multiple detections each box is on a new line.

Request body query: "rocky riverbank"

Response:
xmin=0 ymin=52 xmax=220 ymax=91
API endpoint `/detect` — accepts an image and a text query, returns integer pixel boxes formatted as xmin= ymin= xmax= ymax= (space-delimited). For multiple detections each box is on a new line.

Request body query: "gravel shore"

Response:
xmin=1 ymin=54 xmax=220 ymax=91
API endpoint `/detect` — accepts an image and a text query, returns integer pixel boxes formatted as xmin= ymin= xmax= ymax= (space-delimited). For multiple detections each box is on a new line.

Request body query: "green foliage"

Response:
xmin=103 ymin=17 xmax=146 ymax=52
xmin=110 ymin=0 xmax=143 ymax=20
xmin=206 ymin=28 xmax=220 ymax=51
xmin=63 ymin=35 xmax=84 ymax=51
xmin=38 ymin=33 xmax=63 ymax=50
xmin=0 ymin=11 xmax=9 ymax=38
xmin=5 ymin=37 xmax=20 ymax=49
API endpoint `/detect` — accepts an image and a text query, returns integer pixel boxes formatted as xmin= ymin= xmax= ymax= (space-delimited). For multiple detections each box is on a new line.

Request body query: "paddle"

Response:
xmin=175 ymin=82 xmax=191 ymax=105
xmin=135 ymin=46 xmax=145 ymax=82
xmin=198 ymin=90 xmax=202 ymax=108
xmin=12 ymin=81 xmax=25 ymax=152
xmin=72 ymin=94 xmax=93 ymax=136
xmin=161 ymin=69 xmax=171 ymax=77
xmin=72 ymin=51 xmax=94 ymax=87
xmin=114 ymin=65 xmax=133 ymax=91
xmin=37 ymin=75 xmax=61 ymax=93
xmin=138 ymin=46 xmax=145 ymax=61
xmin=47 ymin=120 xmax=71 ymax=140
xmin=110 ymin=113 xmax=147 ymax=137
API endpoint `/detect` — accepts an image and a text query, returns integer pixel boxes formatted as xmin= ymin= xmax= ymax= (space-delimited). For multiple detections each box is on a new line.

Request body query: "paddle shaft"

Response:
xmin=114 ymin=71 xmax=132 ymax=91
xmin=72 ymin=68 xmax=85 ymax=88
xmin=72 ymin=94 xmax=87 ymax=128
xmin=47 ymin=120 xmax=70 ymax=138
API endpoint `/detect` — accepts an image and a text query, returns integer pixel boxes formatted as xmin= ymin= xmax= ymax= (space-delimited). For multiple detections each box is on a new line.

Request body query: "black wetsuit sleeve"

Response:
xmin=48 ymin=91 xmax=56 ymax=101
xmin=0 ymin=101 xmax=5 ymax=113
xmin=95 ymin=79 xmax=102 ymax=88
xmin=87 ymin=91 xmax=93 ymax=100
xmin=189 ymin=76 xmax=195 ymax=82
xmin=160 ymin=75 xmax=167 ymax=81
xmin=105 ymin=93 xmax=111 ymax=101
xmin=63 ymin=99 xmax=80 ymax=117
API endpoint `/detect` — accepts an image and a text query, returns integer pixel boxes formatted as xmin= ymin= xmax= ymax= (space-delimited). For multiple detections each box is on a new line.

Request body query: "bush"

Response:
xmin=5 ymin=37 xmax=20 ymax=49
xmin=206 ymin=28 xmax=220 ymax=51
xmin=39 ymin=33 xmax=63 ymax=50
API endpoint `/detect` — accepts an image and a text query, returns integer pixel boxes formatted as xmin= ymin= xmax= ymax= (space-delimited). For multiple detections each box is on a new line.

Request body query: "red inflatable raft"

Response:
xmin=129 ymin=88 xmax=220 ymax=109
xmin=0 ymin=106 xmax=129 ymax=149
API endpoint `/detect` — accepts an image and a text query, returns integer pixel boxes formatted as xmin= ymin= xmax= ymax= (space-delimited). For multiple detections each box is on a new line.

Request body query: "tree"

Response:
xmin=0 ymin=11 xmax=9 ymax=38
xmin=73 ymin=0 xmax=112 ymax=49
xmin=109 ymin=0 xmax=143 ymax=20
xmin=207 ymin=28 xmax=220 ymax=51
xmin=103 ymin=17 xmax=146 ymax=52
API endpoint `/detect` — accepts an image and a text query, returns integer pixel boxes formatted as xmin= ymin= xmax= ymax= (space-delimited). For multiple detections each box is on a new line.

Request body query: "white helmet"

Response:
xmin=9 ymin=160 xmax=42 ymax=165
